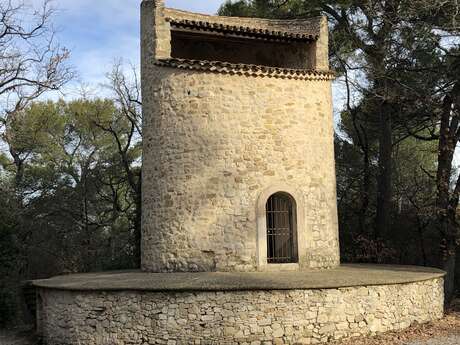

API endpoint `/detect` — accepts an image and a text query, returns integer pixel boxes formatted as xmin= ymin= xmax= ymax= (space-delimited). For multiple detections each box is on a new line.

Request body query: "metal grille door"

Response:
xmin=266 ymin=193 xmax=295 ymax=263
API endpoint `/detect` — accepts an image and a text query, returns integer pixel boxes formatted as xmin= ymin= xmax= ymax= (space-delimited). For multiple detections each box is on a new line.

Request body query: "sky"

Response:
xmin=43 ymin=0 xmax=225 ymax=94
xmin=31 ymin=0 xmax=347 ymax=126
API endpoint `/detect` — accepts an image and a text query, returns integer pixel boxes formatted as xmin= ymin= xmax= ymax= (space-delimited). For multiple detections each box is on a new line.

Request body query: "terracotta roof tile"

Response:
xmin=164 ymin=8 xmax=321 ymax=41
xmin=155 ymin=58 xmax=335 ymax=81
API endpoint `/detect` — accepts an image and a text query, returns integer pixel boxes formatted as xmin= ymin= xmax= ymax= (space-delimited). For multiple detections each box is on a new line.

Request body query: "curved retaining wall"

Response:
xmin=37 ymin=277 xmax=444 ymax=345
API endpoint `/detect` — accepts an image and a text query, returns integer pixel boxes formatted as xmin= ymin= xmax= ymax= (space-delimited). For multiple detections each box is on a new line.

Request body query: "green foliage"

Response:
xmin=0 ymin=183 xmax=20 ymax=326
xmin=0 ymin=289 xmax=16 ymax=326
xmin=0 ymin=1 xmax=458 ymax=328
xmin=0 ymin=95 xmax=142 ymax=323
xmin=220 ymin=1 xmax=459 ymax=285
xmin=219 ymin=0 xmax=310 ymax=18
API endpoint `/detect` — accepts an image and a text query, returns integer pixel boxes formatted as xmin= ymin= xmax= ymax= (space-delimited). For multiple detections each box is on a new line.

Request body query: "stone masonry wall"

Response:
xmin=141 ymin=67 xmax=339 ymax=272
xmin=37 ymin=278 xmax=444 ymax=345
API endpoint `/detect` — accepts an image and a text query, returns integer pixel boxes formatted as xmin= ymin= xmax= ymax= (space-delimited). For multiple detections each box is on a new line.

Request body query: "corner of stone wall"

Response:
xmin=315 ymin=16 xmax=329 ymax=70
xmin=140 ymin=0 xmax=171 ymax=275
xmin=141 ymin=0 xmax=171 ymax=62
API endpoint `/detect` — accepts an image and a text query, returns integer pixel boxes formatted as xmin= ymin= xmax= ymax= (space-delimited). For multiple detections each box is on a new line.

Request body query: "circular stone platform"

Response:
xmin=33 ymin=264 xmax=445 ymax=345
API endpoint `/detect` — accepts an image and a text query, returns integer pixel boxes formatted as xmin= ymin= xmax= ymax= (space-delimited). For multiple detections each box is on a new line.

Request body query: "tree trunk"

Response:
xmin=9 ymin=147 xmax=25 ymax=190
xmin=376 ymin=104 xmax=393 ymax=238
xmin=134 ymin=192 xmax=142 ymax=269
xmin=435 ymin=90 xmax=458 ymax=303
xmin=359 ymin=148 xmax=371 ymax=235
xmin=442 ymin=244 xmax=457 ymax=303
xmin=416 ymin=219 xmax=427 ymax=266
xmin=455 ymin=246 xmax=460 ymax=296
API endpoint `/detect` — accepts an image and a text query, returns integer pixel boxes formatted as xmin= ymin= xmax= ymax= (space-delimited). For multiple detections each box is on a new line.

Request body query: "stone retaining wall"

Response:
xmin=37 ymin=277 xmax=444 ymax=345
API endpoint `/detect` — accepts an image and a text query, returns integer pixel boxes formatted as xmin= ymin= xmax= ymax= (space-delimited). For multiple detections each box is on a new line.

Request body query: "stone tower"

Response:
xmin=141 ymin=0 xmax=339 ymax=273
xmin=32 ymin=4 xmax=445 ymax=344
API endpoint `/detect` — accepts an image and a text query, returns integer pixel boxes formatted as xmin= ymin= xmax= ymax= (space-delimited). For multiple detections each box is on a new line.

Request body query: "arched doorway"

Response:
xmin=266 ymin=192 xmax=298 ymax=264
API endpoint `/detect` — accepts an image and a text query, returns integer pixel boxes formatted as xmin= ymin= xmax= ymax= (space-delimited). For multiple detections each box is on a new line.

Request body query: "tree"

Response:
xmin=95 ymin=63 xmax=142 ymax=266
xmin=0 ymin=96 xmax=142 ymax=324
xmin=0 ymin=0 xmax=72 ymax=324
xmin=0 ymin=0 xmax=73 ymax=188
xmin=220 ymin=0 xmax=440 ymax=237
xmin=0 ymin=0 xmax=72 ymax=108
xmin=219 ymin=0 xmax=460 ymax=299
xmin=398 ymin=51 xmax=460 ymax=299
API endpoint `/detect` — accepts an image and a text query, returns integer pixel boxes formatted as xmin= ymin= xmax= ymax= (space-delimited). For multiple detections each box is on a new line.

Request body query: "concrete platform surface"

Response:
xmin=32 ymin=264 xmax=445 ymax=292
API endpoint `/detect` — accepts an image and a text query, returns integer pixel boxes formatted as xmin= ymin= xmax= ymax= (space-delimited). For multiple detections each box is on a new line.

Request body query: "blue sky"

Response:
xmin=33 ymin=0 xmax=346 ymax=124
xmin=45 ymin=0 xmax=225 ymax=92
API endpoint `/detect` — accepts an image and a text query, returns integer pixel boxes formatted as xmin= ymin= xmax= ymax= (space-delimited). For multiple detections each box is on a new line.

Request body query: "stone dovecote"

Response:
xmin=32 ymin=3 xmax=446 ymax=344
xmin=141 ymin=0 xmax=340 ymax=272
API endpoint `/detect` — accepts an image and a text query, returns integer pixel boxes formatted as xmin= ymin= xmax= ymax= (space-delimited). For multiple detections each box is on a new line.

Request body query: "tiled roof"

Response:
xmin=164 ymin=8 xmax=321 ymax=41
xmin=155 ymin=58 xmax=335 ymax=81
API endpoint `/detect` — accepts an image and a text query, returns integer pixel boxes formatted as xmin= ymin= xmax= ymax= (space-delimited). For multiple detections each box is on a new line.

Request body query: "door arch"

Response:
xmin=266 ymin=192 xmax=298 ymax=264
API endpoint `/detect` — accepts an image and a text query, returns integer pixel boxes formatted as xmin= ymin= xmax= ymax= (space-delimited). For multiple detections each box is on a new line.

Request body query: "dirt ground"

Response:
xmin=0 ymin=327 xmax=35 ymax=345
xmin=1 ymin=301 xmax=459 ymax=345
